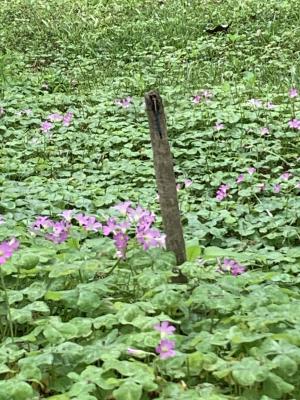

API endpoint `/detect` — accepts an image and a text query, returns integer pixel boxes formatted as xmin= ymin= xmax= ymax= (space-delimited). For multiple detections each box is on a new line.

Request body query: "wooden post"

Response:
xmin=145 ymin=90 xmax=187 ymax=279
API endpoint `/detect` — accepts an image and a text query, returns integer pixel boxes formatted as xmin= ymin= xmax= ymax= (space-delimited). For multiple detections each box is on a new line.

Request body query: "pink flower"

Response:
xmin=192 ymin=95 xmax=201 ymax=104
xmin=184 ymin=179 xmax=193 ymax=188
xmin=222 ymin=259 xmax=245 ymax=276
xmin=45 ymin=221 xmax=70 ymax=243
xmin=113 ymin=231 xmax=129 ymax=259
xmin=260 ymin=127 xmax=269 ymax=135
xmin=248 ymin=167 xmax=256 ymax=175
xmin=214 ymin=122 xmax=224 ymax=131
xmin=280 ymin=172 xmax=292 ymax=181
xmin=115 ymin=96 xmax=132 ymax=108
xmin=216 ymin=184 xmax=229 ymax=201
xmin=102 ymin=218 xmax=129 ymax=236
xmin=155 ymin=339 xmax=176 ymax=359
xmin=63 ymin=112 xmax=73 ymax=126
xmin=127 ymin=206 xmax=154 ymax=224
xmin=288 ymin=119 xmax=300 ymax=129
xmin=75 ymin=214 xmax=102 ymax=232
xmin=176 ymin=183 xmax=181 ymax=191
xmin=48 ymin=113 xmax=63 ymax=122
xmin=154 ymin=321 xmax=176 ymax=336
xmin=248 ymin=99 xmax=262 ymax=107
xmin=236 ymin=174 xmax=244 ymax=184
xmin=40 ymin=121 xmax=53 ymax=133
xmin=32 ymin=216 xmax=52 ymax=230
xmin=289 ymin=88 xmax=298 ymax=98
xmin=136 ymin=228 xmax=166 ymax=251
xmin=274 ymin=184 xmax=281 ymax=193
xmin=59 ymin=209 xmax=74 ymax=222
xmin=127 ymin=348 xmax=144 ymax=356
xmin=0 ymin=238 xmax=20 ymax=264
xmin=113 ymin=201 xmax=132 ymax=216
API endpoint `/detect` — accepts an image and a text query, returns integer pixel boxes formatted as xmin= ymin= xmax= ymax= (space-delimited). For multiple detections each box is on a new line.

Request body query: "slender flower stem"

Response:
xmin=0 ymin=269 xmax=14 ymax=342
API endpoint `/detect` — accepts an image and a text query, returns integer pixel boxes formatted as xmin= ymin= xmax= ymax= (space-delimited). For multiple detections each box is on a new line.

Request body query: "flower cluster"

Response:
xmin=31 ymin=216 xmax=70 ymax=244
xmin=220 ymin=258 xmax=246 ymax=276
xmin=154 ymin=321 xmax=176 ymax=359
xmin=30 ymin=203 xmax=165 ymax=258
xmin=288 ymin=119 xmax=300 ymax=130
xmin=103 ymin=202 xmax=166 ymax=258
xmin=0 ymin=238 xmax=20 ymax=265
xmin=192 ymin=89 xmax=213 ymax=104
xmin=40 ymin=111 xmax=73 ymax=134
xmin=115 ymin=96 xmax=132 ymax=108
xmin=216 ymin=184 xmax=230 ymax=201
xmin=127 ymin=321 xmax=176 ymax=360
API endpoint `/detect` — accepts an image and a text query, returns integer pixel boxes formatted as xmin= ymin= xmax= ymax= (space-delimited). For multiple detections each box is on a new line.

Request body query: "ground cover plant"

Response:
xmin=1 ymin=0 xmax=300 ymax=399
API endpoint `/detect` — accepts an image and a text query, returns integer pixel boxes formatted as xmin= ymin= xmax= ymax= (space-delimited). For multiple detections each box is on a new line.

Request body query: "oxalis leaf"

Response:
xmin=231 ymin=357 xmax=269 ymax=386
xmin=113 ymin=380 xmax=142 ymax=400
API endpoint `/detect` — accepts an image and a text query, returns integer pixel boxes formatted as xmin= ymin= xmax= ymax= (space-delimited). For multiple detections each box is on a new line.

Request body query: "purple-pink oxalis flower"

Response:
xmin=289 ymin=88 xmax=298 ymax=98
xmin=216 ymin=184 xmax=229 ymax=201
xmin=155 ymin=339 xmax=176 ymax=360
xmin=288 ymin=119 xmax=300 ymax=130
xmin=154 ymin=321 xmax=176 ymax=337
xmin=0 ymin=238 xmax=20 ymax=265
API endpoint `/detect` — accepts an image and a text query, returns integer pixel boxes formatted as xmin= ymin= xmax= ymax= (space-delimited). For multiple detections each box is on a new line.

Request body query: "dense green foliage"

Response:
xmin=1 ymin=0 xmax=300 ymax=399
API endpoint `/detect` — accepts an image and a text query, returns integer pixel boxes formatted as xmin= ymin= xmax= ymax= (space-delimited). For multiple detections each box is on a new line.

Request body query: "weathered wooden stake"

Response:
xmin=145 ymin=90 xmax=187 ymax=272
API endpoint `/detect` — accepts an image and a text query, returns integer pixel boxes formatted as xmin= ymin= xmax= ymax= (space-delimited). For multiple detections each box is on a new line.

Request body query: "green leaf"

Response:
xmin=113 ymin=380 xmax=142 ymax=400
xmin=231 ymin=357 xmax=269 ymax=386
xmin=263 ymin=372 xmax=294 ymax=397
xmin=186 ymin=243 xmax=201 ymax=262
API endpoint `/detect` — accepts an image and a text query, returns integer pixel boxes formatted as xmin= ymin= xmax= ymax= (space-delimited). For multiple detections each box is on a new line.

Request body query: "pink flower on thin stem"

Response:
xmin=176 ymin=184 xmax=181 ymax=191
xmin=288 ymin=119 xmax=300 ymax=129
xmin=59 ymin=209 xmax=74 ymax=222
xmin=75 ymin=214 xmax=102 ymax=232
xmin=113 ymin=201 xmax=132 ymax=216
xmin=274 ymin=184 xmax=281 ymax=193
xmin=280 ymin=172 xmax=292 ymax=181
xmin=236 ymin=174 xmax=244 ymax=184
xmin=184 ymin=179 xmax=193 ymax=188
xmin=192 ymin=95 xmax=201 ymax=104
xmin=136 ymin=228 xmax=166 ymax=251
xmin=221 ymin=259 xmax=246 ymax=276
xmin=115 ymin=96 xmax=132 ymax=108
xmin=155 ymin=339 xmax=176 ymax=359
xmin=113 ymin=231 xmax=129 ymax=259
xmin=216 ymin=184 xmax=229 ymax=201
xmin=63 ymin=112 xmax=73 ymax=127
xmin=214 ymin=122 xmax=224 ymax=131
xmin=45 ymin=221 xmax=70 ymax=243
xmin=248 ymin=167 xmax=256 ymax=175
xmin=0 ymin=238 xmax=20 ymax=264
xmin=154 ymin=321 xmax=176 ymax=337
xmin=40 ymin=121 xmax=53 ymax=133
xmin=127 ymin=348 xmax=145 ymax=356
xmin=260 ymin=127 xmax=269 ymax=135
xmin=289 ymin=88 xmax=298 ymax=98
